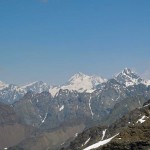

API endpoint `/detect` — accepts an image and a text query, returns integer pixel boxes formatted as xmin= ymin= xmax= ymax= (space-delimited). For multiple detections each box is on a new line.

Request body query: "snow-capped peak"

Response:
xmin=66 ymin=72 xmax=105 ymax=91
xmin=0 ymin=81 xmax=8 ymax=90
xmin=49 ymin=72 xmax=106 ymax=96
xmin=122 ymin=68 xmax=134 ymax=75
xmin=115 ymin=68 xmax=143 ymax=86
xmin=68 ymin=72 xmax=106 ymax=85
xmin=147 ymin=80 xmax=150 ymax=85
xmin=68 ymin=72 xmax=88 ymax=82
xmin=22 ymin=81 xmax=50 ymax=93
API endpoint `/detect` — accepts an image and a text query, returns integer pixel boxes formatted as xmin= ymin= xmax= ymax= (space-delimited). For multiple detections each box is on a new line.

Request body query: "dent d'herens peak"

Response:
xmin=115 ymin=68 xmax=146 ymax=86
xmin=49 ymin=72 xmax=107 ymax=97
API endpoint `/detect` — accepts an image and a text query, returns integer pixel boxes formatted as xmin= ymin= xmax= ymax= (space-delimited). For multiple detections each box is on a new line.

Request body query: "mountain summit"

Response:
xmin=0 ymin=81 xmax=8 ymax=90
xmin=115 ymin=68 xmax=144 ymax=86
xmin=49 ymin=72 xmax=107 ymax=96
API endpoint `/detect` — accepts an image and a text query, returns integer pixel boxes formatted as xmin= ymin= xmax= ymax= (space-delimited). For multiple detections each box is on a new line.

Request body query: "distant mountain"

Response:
xmin=21 ymin=81 xmax=50 ymax=93
xmin=0 ymin=81 xmax=49 ymax=104
xmin=50 ymin=68 xmax=150 ymax=97
xmin=115 ymin=68 xmax=147 ymax=86
xmin=0 ymin=82 xmax=26 ymax=104
xmin=0 ymin=68 xmax=150 ymax=104
xmin=49 ymin=72 xmax=107 ymax=97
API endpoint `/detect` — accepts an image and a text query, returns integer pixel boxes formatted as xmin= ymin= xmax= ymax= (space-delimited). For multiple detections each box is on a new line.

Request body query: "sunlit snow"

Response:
xmin=42 ymin=112 xmax=48 ymax=123
xmin=89 ymin=96 xmax=94 ymax=118
xmin=49 ymin=72 xmax=106 ymax=96
xmin=83 ymin=133 xmax=119 ymax=150
xmin=82 ymin=138 xmax=91 ymax=146
xmin=101 ymin=129 xmax=107 ymax=140
xmin=59 ymin=105 xmax=64 ymax=111
xmin=136 ymin=115 xmax=148 ymax=124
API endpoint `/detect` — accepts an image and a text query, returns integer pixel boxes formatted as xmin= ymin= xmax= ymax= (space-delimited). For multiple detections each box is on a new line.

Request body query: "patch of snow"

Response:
xmin=82 ymin=138 xmax=91 ymax=146
xmin=147 ymin=80 xmax=150 ymax=85
xmin=86 ymin=89 xmax=95 ymax=93
xmin=75 ymin=133 xmax=78 ymax=137
xmin=136 ymin=115 xmax=149 ymax=124
xmin=42 ymin=112 xmax=48 ymax=123
xmin=59 ymin=105 xmax=64 ymax=111
xmin=144 ymin=103 xmax=150 ymax=107
xmin=84 ymin=138 xmax=91 ymax=145
xmin=39 ymin=114 xmax=42 ymax=120
xmin=89 ymin=96 xmax=94 ymax=118
xmin=83 ymin=133 xmax=119 ymax=150
xmin=101 ymin=129 xmax=107 ymax=140
xmin=143 ymin=80 xmax=150 ymax=86
xmin=49 ymin=86 xmax=60 ymax=97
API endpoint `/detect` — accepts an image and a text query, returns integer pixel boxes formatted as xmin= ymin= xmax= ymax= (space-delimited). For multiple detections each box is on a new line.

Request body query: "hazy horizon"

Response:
xmin=0 ymin=0 xmax=150 ymax=85
xmin=0 ymin=67 xmax=149 ymax=86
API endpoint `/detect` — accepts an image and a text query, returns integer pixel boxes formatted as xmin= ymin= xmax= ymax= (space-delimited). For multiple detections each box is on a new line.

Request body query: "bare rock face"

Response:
xmin=0 ymin=102 xmax=35 ymax=150
xmin=61 ymin=100 xmax=150 ymax=150
xmin=13 ymin=81 xmax=150 ymax=131
xmin=0 ymin=102 xmax=18 ymax=124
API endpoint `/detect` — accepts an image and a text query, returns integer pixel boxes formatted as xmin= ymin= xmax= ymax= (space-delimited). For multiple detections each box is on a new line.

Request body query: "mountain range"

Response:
xmin=0 ymin=68 xmax=150 ymax=104
xmin=0 ymin=68 xmax=150 ymax=150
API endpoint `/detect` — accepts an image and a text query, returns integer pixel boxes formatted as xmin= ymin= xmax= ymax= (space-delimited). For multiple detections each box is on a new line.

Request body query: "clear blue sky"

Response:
xmin=0 ymin=0 xmax=150 ymax=85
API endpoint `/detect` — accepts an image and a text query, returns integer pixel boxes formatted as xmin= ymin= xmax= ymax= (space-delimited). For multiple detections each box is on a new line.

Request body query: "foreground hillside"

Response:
xmin=0 ymin=102 xmax=35 ymax=150
xmin=61 ymin=100 xmax=150 ymax=150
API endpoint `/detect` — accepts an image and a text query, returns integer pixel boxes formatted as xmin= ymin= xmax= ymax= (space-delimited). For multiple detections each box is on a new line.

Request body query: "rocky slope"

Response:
xmin=0 ymin=81 xmax=49 ymax=104
xmin=12 ymin=68 xmax=150 ymax=130
xmin=9 ymin=91 xmax=150 ymax=150
xmin=12 ymin=121 xmax=85 ymax=150
xmin=61 ymin=99 xmax=150 ymax=150
xmin=0 ymin=102 xmax=35 ymax=150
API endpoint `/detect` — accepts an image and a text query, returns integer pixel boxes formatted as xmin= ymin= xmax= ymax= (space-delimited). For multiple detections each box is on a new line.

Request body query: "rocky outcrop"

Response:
xmin=0 ymin=102 xmax=35 ymax=150
xmin=61 ymin=99 xmax=150 ymax=150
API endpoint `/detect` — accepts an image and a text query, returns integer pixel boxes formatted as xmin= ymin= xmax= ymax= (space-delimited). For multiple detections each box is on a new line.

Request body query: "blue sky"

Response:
xmin=0 ymin=0 xmax=150 ymax=85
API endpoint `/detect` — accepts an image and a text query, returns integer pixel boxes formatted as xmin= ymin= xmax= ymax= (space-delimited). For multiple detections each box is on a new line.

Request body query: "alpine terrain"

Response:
xmin=0 ymin=68 xmax=150 ymax=150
